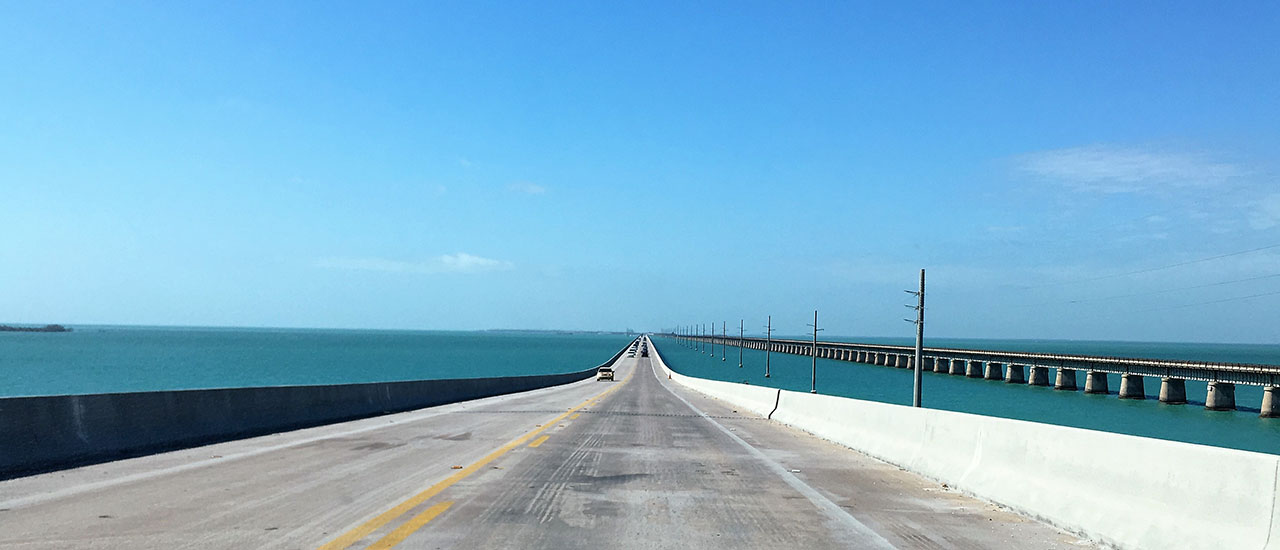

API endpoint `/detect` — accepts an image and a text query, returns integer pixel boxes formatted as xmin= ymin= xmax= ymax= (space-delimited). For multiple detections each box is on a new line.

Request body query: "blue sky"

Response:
xmin=2 ymin=2 xmax=1279 ymax=342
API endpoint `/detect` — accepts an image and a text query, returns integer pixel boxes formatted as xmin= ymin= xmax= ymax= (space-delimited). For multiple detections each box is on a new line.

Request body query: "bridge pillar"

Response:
xmin=1084 ymin=371 xmax=1109 ymax=394
xmin=1054 ymin=368 xmax=1077 ymax=391
xmin=1005 ymin=364 xmax=1026 ymax=384
xmin=1206 ymin=382 xmax=1236 ymax=411
xmin=948 ymin=358 xmax=964 ymax=375
xmin=966 ymin=360 xmax=983 ymax=378
xmin=932 ymin=357 xmax=947 ymax=373
xmin=984 ymin=362 xmax=1003 ymax=380
xmin=1027 ymin=366 xmax=1050 ymax=386
xmin=1261 ymin=387 xmax=1279 ymax=418
xmin=1119 ymin=374 xmax=1145 ymax=399
xmin=857 ymin=351 xmax=866 ymax=363
xmin=892 ymin=354 xmax=903 ymax=368
xmin=1159 ymin=378 xmax=1187 ymax=404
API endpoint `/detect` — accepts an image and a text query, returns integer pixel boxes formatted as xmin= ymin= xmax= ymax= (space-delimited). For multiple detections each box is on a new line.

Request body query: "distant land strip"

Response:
xmin=0 ymin=324 xmax=72 ymax=333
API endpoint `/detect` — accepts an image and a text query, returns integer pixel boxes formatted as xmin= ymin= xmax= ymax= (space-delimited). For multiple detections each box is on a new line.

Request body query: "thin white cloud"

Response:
xmin=507 ymin=181 xmax=546 ymax=195
xmin=315 ymin=253 xmax=514 ymax=275
xmin=458 ymin=157 xmax=473 ymax=168
xmin=1013 ymin=145 xmax=1244 ymax=194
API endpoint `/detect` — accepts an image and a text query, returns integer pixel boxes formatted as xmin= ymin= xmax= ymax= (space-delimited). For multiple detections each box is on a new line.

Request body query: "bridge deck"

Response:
xmin=0 ymin=355 xmax=1091 ymax=549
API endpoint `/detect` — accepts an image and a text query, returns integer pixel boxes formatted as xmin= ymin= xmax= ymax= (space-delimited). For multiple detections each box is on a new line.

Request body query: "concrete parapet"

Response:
xmin=1159 ymin=378 xmax=1187 ymax=404
xmin=1054 ymin=368 xmax=1077 ymax=391
xmin=984 ymin=362 xmax=1003 ymax=380
xmin=966 ymin=360 xmax=983 ymax=378
xmin=0 ymin=356 xmax=612 ymax=479
xmin=1119 ymin=374 xmax=1146 ymax=399
xmin=1262 ymin=387 xmax=1279 ymax=418
xmin=1206 ymin=382 xmax=1236 ymax=411
xmin=1027 ymin=366 xmax=1049 ymax=386
xmin=1005 ymin=364 xmax=1025 ymax=384
xmin=1084 ymin=371 xmax=1109 ymax=394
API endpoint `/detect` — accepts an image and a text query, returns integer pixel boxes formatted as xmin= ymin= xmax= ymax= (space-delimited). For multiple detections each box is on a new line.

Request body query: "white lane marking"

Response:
xmin=0 ymin=377 xmax=604 ymax=511
xmin=648 ymin=348 xmax=898 ymax=549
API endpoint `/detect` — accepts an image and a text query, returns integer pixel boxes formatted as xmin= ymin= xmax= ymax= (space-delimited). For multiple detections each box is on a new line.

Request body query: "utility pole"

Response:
xmin=710 ymin=322 xmax=715 ymax=358
xmin=738 ymin=319 xmax=744 ymax=368
xmin=807 ymin=310 xmax=823 ymax=393
xmin=764 ymin=315 xmax=774 ymax=378
xmin=721 ymin=321 xmax=726 ymax=361
xmin=905 ymin=269 xmax=926 ymax=408
xmin=699 ymin=323 xmax=704 ymax=353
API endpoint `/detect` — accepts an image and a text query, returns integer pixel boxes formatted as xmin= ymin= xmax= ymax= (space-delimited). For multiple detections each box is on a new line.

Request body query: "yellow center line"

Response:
xmin=317 ymin=362 xmax=634 ymax=550
xmin=364 ymin=501 xmax=453 ymax=550
xmin=528 ymin=435 xmax=550 ymax=448
xmin=569 ymin=413 xmax=580 ymax=419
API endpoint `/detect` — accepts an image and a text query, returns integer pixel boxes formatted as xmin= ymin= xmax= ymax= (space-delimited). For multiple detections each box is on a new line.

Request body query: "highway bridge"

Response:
xmin=0 ymin=343 xmax=1089 ymax=549
xmin=679 ymin=333 xmax=1280 ymax=415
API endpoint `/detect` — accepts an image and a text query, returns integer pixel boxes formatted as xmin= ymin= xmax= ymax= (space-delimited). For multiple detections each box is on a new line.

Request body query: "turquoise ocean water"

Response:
xmin=653 ymin=335 xmax=1280 ymax=456
xmin=0 ymin=326 xmax=631 ymax=397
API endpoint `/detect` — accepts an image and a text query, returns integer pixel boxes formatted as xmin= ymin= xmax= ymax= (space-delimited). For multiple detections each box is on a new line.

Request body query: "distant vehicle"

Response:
xmin=597 ymin=367 xmax=615 ymax=381
xmin=640 ymin=348 xmax=648 ymax=357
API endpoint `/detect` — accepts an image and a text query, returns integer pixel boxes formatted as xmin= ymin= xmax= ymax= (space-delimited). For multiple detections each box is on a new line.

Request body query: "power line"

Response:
xmin=1082 ymin=273 xmax=1280 ymax=302
xmin=1019 ymin=243 xmax=1280 ymax=290
xmin=1137 ymin=289 xmax=1280 ymax=313
xmin=1010 ymin=273 xmax=1280 ymax=309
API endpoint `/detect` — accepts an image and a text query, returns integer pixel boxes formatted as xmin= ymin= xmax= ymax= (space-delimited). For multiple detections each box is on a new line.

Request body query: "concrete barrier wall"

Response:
xmin=0 ymin=345 xmax=628 ymax=479
xmin=647 ymin=337 xmax=1280 ymax=550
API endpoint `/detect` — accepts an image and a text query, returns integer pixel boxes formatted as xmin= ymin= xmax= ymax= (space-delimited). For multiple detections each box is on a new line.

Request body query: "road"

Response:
xmin=0 ymin=339 xmax=1092 ymax=549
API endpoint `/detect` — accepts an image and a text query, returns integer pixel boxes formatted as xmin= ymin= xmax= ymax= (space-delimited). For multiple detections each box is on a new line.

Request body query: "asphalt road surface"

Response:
xmin=0 ymin=345 xmax=1093 ymax=549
